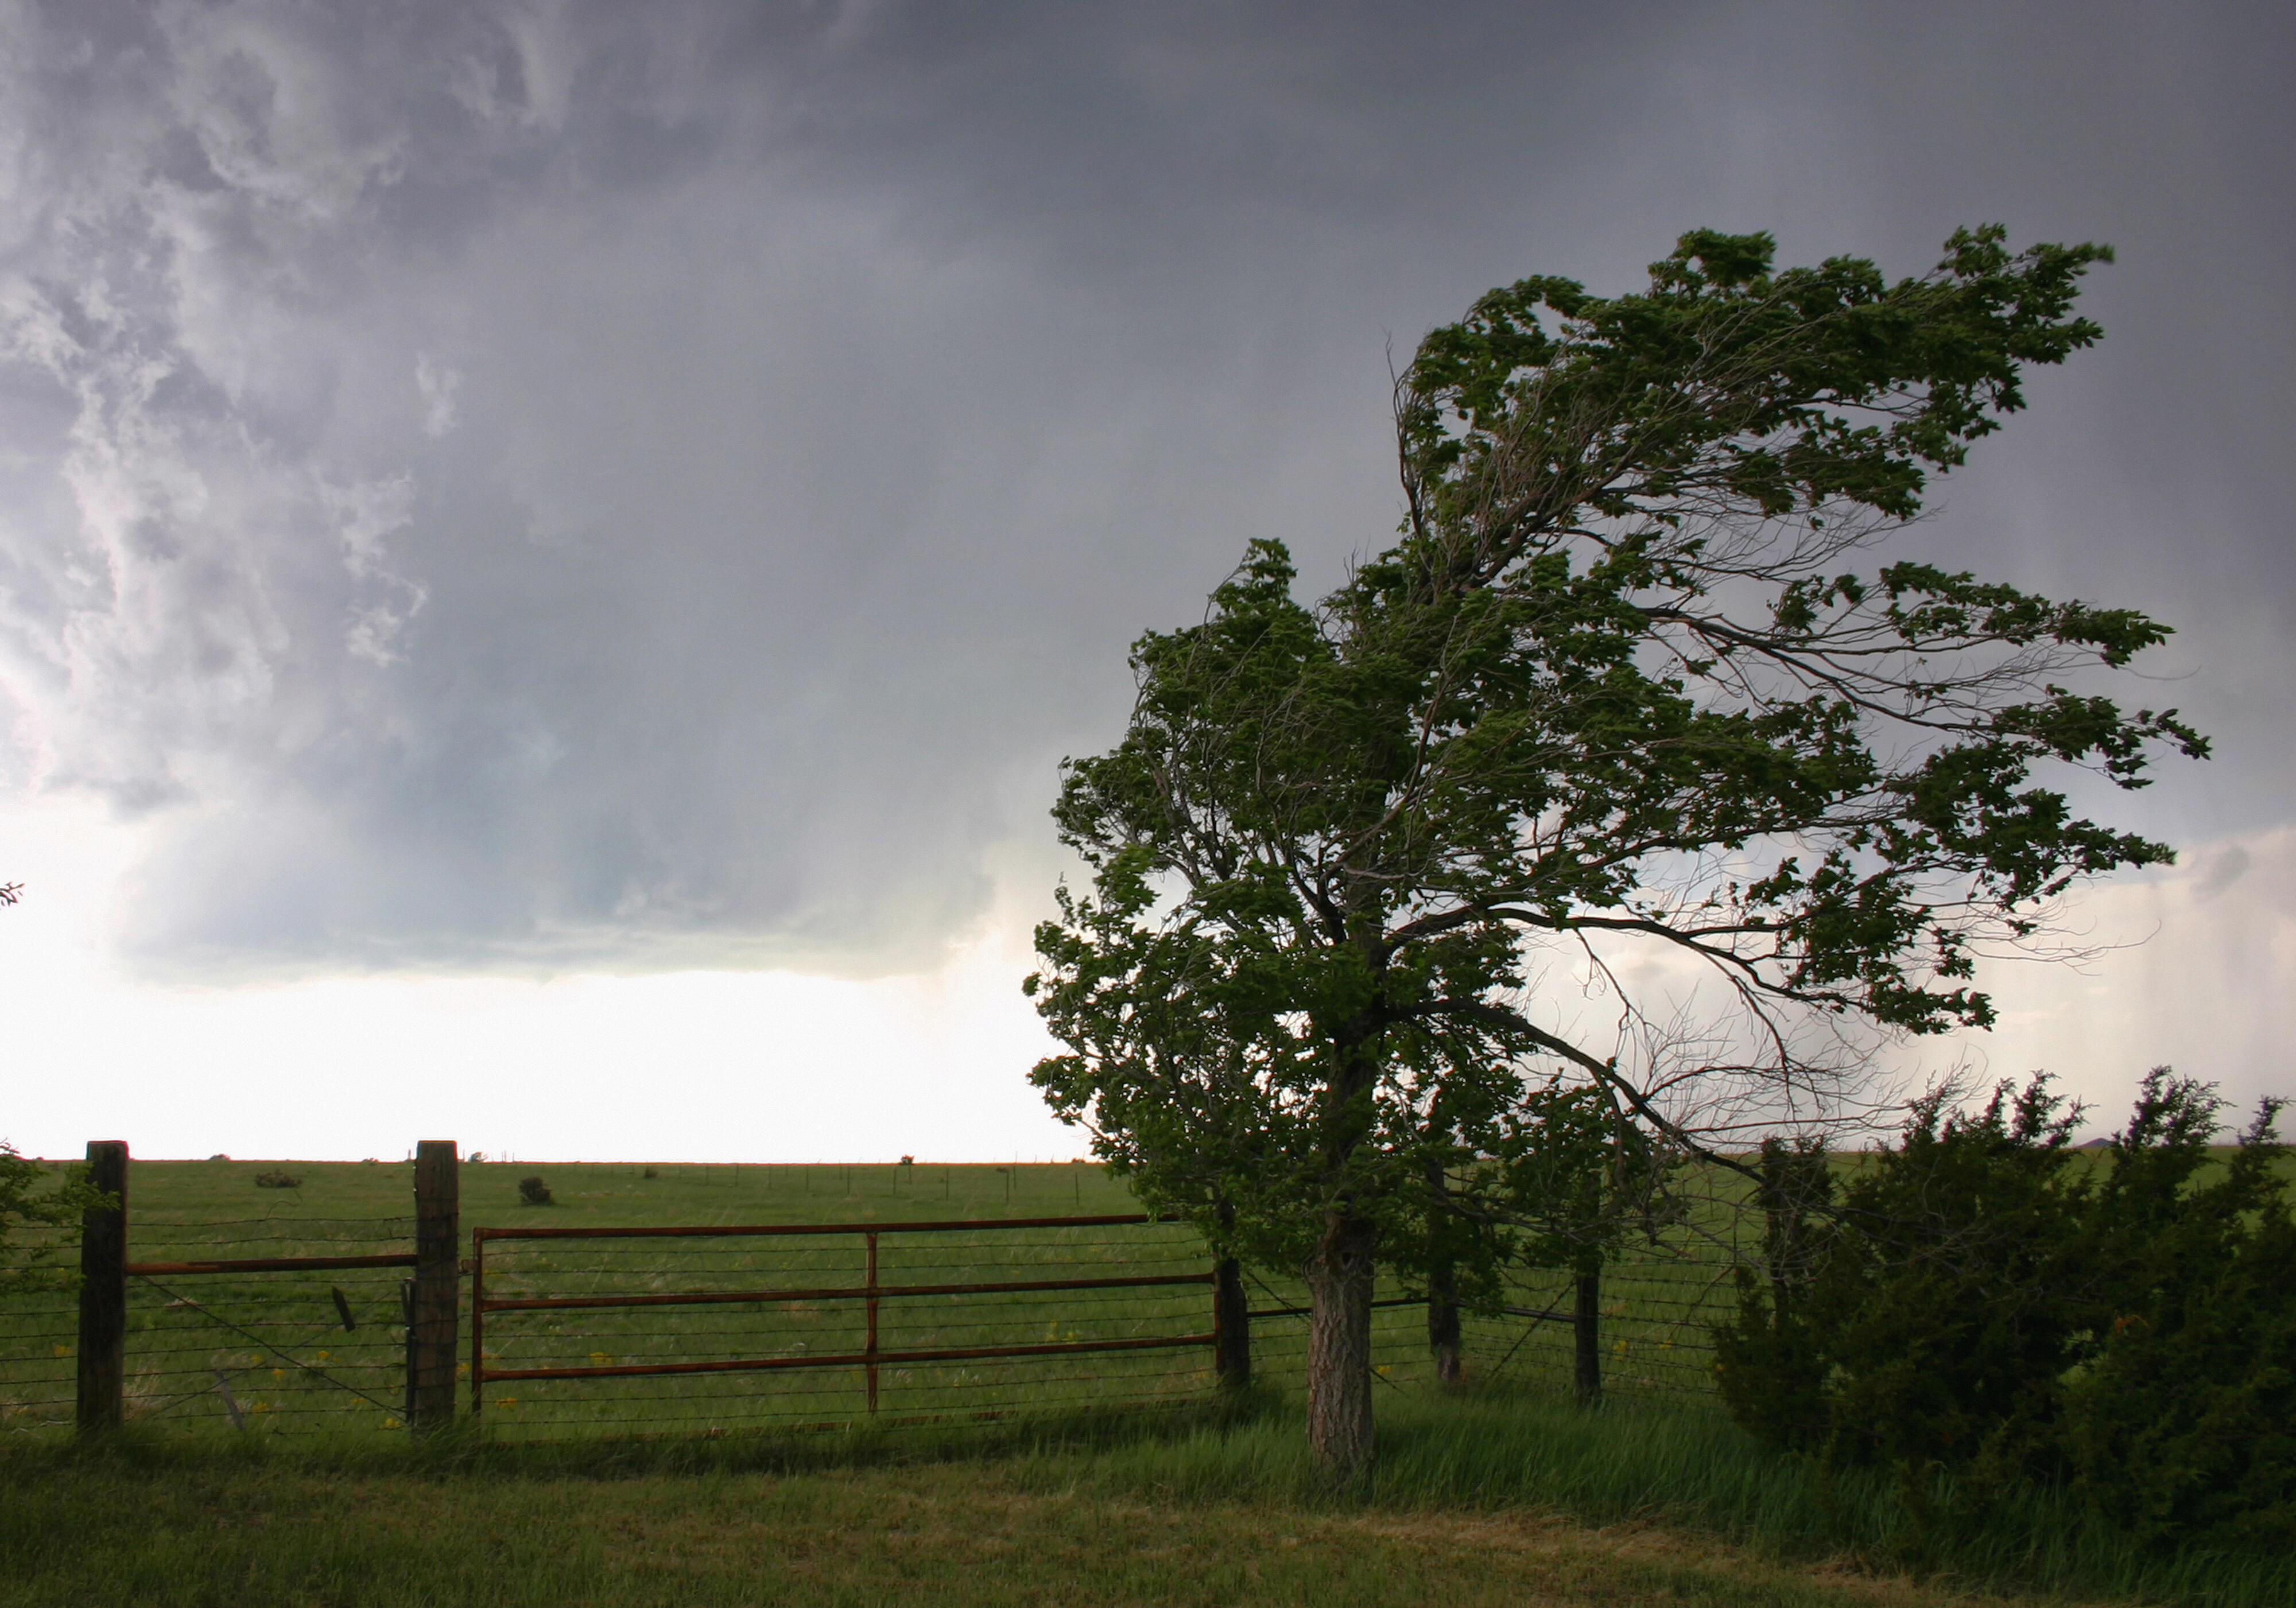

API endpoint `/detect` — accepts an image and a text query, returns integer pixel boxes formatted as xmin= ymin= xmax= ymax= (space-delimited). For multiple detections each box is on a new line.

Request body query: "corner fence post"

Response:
xmin=75 ymin=1140 xmax=129 ymax=1434
xmin=409 ymin=1140 xmax=460 ymax=1432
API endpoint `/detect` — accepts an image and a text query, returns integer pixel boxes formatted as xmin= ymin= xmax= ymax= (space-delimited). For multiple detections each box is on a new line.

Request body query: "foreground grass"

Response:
xmin=1007 ymin=1391 xmax=2295 ymax=1608
xmin=6 ymin=1389 xmax=2287 ymax=1608
xmin=0 ymin=1446 xmax=2028 ymax=1608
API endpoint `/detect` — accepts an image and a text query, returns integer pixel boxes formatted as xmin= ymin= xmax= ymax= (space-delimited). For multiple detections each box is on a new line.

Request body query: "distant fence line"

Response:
xmin=2 ymin=1141 xmax=1728 ymax=1442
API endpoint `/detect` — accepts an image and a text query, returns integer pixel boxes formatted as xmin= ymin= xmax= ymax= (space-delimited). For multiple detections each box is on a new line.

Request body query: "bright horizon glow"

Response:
xmin=0 ymin=796 xmax=1085 ymax=1164
xmin=5 ymin=795 xmax=2290 ymax=1164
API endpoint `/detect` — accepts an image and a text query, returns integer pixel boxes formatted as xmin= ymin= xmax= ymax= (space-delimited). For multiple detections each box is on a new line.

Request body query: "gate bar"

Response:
xmin=479 ymin=1330 xmax=1217 ymax=1384
xmin=478 ymin=1270 xmax=1211 ymax=1315
xmin=474 ymin=1212 xmax=1162 ymax=1241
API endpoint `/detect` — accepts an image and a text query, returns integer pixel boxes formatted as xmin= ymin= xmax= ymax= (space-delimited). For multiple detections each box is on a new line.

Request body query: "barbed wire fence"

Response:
xmin=7 ymin=1148 xmax=1755 ymax=1446
xmin=122 ymin=1213 xmax=418 ymax=1436
xmin=0 ymin=1221 xmax=79 ymax=1435
xmin=1233 ymin=1251 xmax=1733 ymax=1402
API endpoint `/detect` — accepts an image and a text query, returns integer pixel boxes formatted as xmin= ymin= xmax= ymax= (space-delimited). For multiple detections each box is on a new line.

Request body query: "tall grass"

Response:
xmin=6 ymin=1382 xmax=2289 ymax=1605
xmin=11 ymin=1158 xmax=2289 ymax=1604
xmin=1003 ymin=1385 xmax=2296 ymax=1608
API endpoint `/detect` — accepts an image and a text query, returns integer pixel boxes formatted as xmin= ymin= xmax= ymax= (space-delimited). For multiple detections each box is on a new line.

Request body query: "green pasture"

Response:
xmin=7 ymin=1159 xmax=2291 ymax=1606
xmin=6 ymin=1386 xmax=2291 ymax=1608
xmin=3 ymin=1159 xmax=1729 ymax=1444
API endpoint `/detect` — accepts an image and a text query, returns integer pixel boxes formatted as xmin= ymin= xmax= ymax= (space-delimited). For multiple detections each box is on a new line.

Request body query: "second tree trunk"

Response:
xmin=1305 ymin=1211 xmax=1378 ymax=1481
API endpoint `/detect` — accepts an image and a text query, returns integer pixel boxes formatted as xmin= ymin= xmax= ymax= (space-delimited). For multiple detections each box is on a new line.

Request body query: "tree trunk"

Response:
xmin=1305 ymin=1211 xmax=1378 ymax=1483
xmin=1426 ymin=1259 xmax=1463 ymax=1385
xmin=1573 ymin=1264 xmax=1602 ymax=1407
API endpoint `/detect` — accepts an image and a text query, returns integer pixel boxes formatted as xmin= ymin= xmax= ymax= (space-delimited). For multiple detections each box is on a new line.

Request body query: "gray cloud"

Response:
xmin=0 ymin=0 xmax=2289 ymax=977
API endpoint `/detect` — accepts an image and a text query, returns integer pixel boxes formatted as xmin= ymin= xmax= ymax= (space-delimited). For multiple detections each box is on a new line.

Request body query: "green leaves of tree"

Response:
xmin=1028 ymin=224 xmax=2200 ymax=1287
xmin=0 ymin=1144 xmax=105 ymax=1295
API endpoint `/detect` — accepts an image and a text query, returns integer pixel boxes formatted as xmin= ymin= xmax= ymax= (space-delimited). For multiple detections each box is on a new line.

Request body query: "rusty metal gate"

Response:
xmin=468 ymin=1213 xmax=1236 ymax=1435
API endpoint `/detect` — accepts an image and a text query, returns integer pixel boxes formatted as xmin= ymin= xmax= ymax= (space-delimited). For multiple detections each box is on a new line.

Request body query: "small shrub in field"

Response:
xmin=518 ymin=1175 xmax=554 ymax=1206
xmin=642 ymin=1166 xmax=658 ymax=1180
xmin=253 ymin=1171 xmax=301 ymax=1189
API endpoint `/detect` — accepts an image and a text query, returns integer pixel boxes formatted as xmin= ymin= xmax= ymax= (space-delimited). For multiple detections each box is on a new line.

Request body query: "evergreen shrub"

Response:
xmin=1713 ymin=1069 xmax=2294 ymax=1551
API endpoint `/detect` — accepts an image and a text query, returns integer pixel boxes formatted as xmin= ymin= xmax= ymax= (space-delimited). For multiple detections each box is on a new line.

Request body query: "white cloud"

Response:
xmin=1923 ymin=824 xmax=2296 ymax=1131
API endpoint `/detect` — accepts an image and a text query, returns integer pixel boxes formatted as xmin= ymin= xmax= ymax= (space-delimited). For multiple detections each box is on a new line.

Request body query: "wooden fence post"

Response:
xmin=75 ymin=1140 xmax=129 ymax=1434
xmin=1213 ymin=1256 xmax=1250 ymax=1389
xmin=408 ymin=1140 xmax=460 ymax=1432
xmin=1573 ymin=1264 xmax=1602 ymax=1407
xmin=1426 ymin=1264 xmax=1464 ymax=1386
xmin=1212 ymin=1202 xmax=1249 ymax=1389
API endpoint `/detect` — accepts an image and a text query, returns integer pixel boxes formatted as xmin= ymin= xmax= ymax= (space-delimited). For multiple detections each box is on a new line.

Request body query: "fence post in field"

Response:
xmin=1212 ymin=1202 xmax=1249 ymax=1389
xmin=75 ymin=1140 xmax=129 ymax=1434
xmin=1573 ymin=1264 xmax=1601 ymax=1407
xmin=408 ymin=1140 xmax=460 ymax=1432
xmin=1213 ymin=1256 xmax=1250 ymax=1388
xmin=1426 ymin=1265 xmax=1464 ymax=1386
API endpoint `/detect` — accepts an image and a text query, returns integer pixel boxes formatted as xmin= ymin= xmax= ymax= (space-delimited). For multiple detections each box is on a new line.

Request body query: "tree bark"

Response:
xmin=1305 ymin=1211 xmax=1378 ymax=1483
xmin=1426 ymin=1259 xmax=1463 ymax=1385
xmin=1306 ymin=986 xmax=1384 ymax=1482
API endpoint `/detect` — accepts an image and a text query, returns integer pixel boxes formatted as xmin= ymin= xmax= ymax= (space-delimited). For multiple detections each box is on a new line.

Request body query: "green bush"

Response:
xmin=1 ymin=1143 xmax=107 ymax=1293
xmin=253 ymin=1170 xmax=302 ymax=1189
xmin=2058 ymin=1094 xmax=2296 ymax=1549
xmin=518 ymin=1175 xmax=554 ymax=1206
xmin=1713 ymin=1069 xmax=2294 ymax=1552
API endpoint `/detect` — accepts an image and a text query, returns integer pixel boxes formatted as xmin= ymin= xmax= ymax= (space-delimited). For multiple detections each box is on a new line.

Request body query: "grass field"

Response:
xmin=2 ymin=1158 xmax=1725 ymax=1443
xmin=6 ymin=1387 xmax=2291 ymax=1608
xmin=8 ymin=1160 xmax=2293 ymax=1606
xmin=0 ymin=1446 xmax=1994 ymax=1608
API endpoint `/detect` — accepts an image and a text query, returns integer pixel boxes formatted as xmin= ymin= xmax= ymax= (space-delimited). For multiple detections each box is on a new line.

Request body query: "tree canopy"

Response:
xmin=1026 ymin=226 xmax=2204 ymax=1478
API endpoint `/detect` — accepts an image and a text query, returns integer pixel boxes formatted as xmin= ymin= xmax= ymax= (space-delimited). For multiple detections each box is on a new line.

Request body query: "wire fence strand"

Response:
xmin=6 ymin=1182 xmax=1752 ymax=1443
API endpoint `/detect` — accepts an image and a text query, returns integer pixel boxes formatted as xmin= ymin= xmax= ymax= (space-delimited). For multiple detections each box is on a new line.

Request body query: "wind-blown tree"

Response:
xmin=1026 ymin=227 xmax=2204 ymax=1480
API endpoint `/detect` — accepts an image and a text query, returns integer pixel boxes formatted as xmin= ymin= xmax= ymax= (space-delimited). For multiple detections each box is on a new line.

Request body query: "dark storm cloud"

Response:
xmin=0 ymin=0 xmax=2287 ymax=976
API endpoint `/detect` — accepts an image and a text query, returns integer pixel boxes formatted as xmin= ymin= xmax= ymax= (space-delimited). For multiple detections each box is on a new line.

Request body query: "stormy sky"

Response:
xmin=1 ymin=2 xmax=2290 ymax=1158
